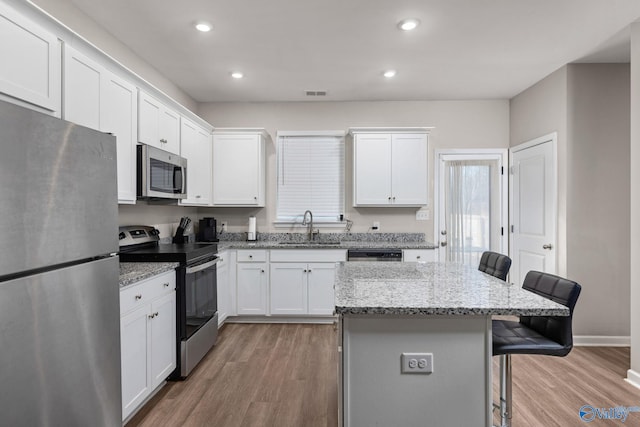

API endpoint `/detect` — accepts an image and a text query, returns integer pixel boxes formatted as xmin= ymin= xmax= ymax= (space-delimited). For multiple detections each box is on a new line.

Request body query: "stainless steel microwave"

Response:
xmin=137 ymin=144 xmax=187 ymax=200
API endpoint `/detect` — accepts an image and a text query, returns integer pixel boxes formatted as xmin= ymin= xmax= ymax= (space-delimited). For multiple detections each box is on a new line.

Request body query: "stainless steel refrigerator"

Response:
xmin=0 ymin=100 xmax=122 ymax=425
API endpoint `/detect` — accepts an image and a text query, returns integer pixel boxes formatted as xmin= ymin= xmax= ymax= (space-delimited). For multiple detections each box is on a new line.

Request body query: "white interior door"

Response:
xmin=436 ymin=150 xmax=508 ymax=266
xmin=510 ymin=133 xmax=557 ymax=286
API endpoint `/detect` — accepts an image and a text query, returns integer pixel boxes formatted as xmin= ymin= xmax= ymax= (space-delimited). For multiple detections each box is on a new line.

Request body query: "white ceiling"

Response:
xmin=69 ymin=0 xmax=640 ymax=103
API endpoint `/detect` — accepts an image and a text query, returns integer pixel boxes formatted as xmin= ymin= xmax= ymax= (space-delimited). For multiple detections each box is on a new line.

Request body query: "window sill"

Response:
xmin=273 ymin=221 xmax=347 ymax=229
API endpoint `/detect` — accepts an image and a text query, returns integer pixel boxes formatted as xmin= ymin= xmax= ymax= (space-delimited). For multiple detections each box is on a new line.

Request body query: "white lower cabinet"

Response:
xmin=236 ymin=250 xmax=268 ymax=315
xmin=269 ymin=250 xmax=346 ymax=316
xmin=216 ymin=251 xmax=230 ymax=325
xmin=269 ymin=262 xmax=338 ymax=316
xmin=403 ymin=249 xmax=436 ymax=262
xmin=120 ymin=270 xmax=176 ymax=421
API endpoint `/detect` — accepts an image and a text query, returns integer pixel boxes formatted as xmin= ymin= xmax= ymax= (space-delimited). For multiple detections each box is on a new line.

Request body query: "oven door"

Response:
xmin=182 ymin=256 xmax=217 ymax=340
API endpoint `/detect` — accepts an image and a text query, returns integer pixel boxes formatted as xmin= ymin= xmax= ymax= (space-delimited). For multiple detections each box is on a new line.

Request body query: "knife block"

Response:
xmin=172 ymin=226 xmax=189 ymax=244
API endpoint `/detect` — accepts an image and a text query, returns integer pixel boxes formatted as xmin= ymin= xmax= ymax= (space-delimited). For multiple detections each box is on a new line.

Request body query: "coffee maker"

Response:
xmin=197 ymin=217 xmax=218 ymax=242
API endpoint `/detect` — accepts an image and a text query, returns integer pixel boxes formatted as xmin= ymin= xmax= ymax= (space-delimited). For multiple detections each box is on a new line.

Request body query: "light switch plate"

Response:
xmin=401 ymin=352 xmax=433 ymax=374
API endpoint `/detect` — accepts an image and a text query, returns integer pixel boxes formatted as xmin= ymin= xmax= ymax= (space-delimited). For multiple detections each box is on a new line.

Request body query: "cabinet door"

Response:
xmin=353 ymin=134 xmax=392 ymax=206
xmin=216 ymin=252 xmax=229 ymax=325
xmin=138 ymin=91 xmax=162 ymax=149
xmin=149 ymin=291 xmax=176 ymax=389
xmin=236 ymin=263 xmax=268 ymax=315
xmin=212 ymin=134 xmax=264 ymax=206
xmin=102 ymin=71 xmax=137 ymax=204
xmin=180 ymin=119 xmax=212 ymax=205
xmin=307 ymin=263 xmax=336 ymax=315
xmin=270 ymin=263 xmax=307 ymax=315
xmin=391 ymin=134 xmax=428 ymax=205
xmin=0 ymin=3 xmax=61 ymax=114
xmin=160 ymin=107 xmax=180 ymax=155
xmin=120 ymin=304 xmax=150 ymax=420
xmin=63 ymin=46 xmax=102 ymax=130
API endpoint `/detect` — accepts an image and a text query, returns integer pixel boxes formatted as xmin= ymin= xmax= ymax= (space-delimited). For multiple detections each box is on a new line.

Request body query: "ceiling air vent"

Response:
xmin=305 ymin=90 xmax=327 ymax=97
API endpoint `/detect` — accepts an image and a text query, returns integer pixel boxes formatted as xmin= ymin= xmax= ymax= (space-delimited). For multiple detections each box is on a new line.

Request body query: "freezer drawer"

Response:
xmin=0 ymin=256 xmax=122 ymax=426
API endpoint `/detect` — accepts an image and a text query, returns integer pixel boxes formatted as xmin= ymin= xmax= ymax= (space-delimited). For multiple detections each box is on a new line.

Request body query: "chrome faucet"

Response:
xmin=302 ymin=210 xmax=315 ymax=241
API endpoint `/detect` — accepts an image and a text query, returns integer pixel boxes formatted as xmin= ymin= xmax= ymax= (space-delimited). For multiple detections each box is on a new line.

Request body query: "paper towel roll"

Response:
xmin=248 ymin=216 xmax=257 ymax=241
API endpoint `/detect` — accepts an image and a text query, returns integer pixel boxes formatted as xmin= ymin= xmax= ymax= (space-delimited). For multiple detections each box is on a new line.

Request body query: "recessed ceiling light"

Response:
xmin=398 ymin=18 xmax=420 ymax=31
xmin=195 ymin=22 xmax=212 ymax=32
xmin=383 ymin=70 xmax=397 ymax=78
xmin=231 ymin=72 xmax=244 ymax=79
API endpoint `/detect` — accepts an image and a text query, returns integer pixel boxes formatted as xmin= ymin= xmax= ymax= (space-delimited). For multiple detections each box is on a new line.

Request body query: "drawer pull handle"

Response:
xmin=163 ymin=283 xmax=170 ymax=287
xmin=416 ymin=256 xmax=421 ymax=259
xmin=135 ymin=294 xmax=142 ymax=300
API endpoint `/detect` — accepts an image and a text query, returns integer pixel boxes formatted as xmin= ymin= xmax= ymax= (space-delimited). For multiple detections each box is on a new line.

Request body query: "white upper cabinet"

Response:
xmin=138 ymin=90 xmax=180 ymax=155
xmin=63 ymin=45 xmax=137 ymax=204
xmin=212 ymin=130 xmax=266 ymax=206
xmin=352 ymin=128 xmax=429 ymax=206
xmin=179 ymin=118 xmax=212 ymax=206
xmin=0 ymin=2 xmax=61 ymax=115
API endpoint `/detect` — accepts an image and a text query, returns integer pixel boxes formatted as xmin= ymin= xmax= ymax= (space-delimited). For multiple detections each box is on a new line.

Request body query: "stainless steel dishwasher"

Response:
xmin=346 ymin=248 xmax=403 ymax=261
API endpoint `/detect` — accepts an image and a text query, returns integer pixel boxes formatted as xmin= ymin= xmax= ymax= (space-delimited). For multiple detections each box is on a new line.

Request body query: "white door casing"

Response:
xmin=510 ymin=133 xmax=557 ymax=286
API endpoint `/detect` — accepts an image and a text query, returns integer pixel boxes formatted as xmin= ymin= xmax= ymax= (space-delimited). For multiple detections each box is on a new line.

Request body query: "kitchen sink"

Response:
xmin=277 ymin=241 xmax=340 ymax=246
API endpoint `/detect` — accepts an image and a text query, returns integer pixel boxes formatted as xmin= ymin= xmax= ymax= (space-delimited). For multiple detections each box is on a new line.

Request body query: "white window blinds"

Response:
xmin=276 ymin=132 xmax=345 ymax=223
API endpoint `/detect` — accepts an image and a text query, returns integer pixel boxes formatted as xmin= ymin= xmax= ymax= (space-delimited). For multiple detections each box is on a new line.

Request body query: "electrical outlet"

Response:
xmin=372 ymin=221 xmax=380 ymax=230
xmin=416 ymin=209 xmax=429 ymax=221
xmin=220 ymin=221 xmax=228 ymax=233
xmin=401 ymin=353 xmax=433 ymax=374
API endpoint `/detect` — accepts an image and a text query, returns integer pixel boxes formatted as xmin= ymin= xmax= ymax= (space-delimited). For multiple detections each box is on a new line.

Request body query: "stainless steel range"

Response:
xmin=119 ymin=226 xmax=218 ymax=379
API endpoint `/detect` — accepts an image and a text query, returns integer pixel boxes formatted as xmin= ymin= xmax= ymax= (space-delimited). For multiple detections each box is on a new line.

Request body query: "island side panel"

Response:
xmin=341 ymin=314 xmax=491 ymax=427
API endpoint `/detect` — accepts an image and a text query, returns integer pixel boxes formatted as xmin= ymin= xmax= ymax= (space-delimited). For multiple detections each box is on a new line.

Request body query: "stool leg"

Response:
xmin=498 ymin=354 xmax=513 ymax=427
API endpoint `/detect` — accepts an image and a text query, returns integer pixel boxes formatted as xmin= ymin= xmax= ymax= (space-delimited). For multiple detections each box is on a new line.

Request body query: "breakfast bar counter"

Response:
xmin=335 ymin=261 xmax=568 ymax=427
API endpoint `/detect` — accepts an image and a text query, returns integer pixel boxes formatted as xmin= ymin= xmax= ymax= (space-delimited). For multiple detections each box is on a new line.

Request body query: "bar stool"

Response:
xmin=478 ymin=251 xmax=512 ymax=281
xmin=492 ymin=270 xmax=581 ymax=427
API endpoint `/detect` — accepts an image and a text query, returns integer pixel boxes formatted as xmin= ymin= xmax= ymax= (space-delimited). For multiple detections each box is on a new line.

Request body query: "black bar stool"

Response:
xmin=478 ymin=251 xmax=512 ymax=281
xmin=492 ymin=270 xmax=581 ymax=427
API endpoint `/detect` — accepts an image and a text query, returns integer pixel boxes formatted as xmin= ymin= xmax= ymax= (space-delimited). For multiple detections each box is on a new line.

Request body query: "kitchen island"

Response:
xmin=335 ymin=261 xmax=568 ymax=427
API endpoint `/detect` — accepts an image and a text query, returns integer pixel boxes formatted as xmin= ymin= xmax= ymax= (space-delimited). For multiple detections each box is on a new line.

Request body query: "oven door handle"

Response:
xmin=186 ymin=258 xmax=217 ymax=274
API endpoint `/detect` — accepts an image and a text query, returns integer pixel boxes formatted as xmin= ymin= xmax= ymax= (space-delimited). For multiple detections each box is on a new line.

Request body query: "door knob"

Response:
xmin=542 ymin=244 xmax=553 ymax=250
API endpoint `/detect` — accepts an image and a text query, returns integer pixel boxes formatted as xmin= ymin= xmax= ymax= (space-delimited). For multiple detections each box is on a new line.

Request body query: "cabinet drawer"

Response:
xmin=403 ymin=249 xmax=436 ymax=263
xmin=237 ymin=249 xmax=267 ymax=262
xmin=120 ymin=270 xmax=176 ymax=314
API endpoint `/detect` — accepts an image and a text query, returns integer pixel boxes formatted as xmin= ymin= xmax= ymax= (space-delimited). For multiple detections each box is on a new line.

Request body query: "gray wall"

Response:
xmin=197 ymin=100 xmax=509 ymax=240
xmin=510 ymin=64 xmax=631 ymax=337
xmin=630 ymin=23 xmax=640 ymax=373
xmin=566 ymin=64 xmax=630 ymax=337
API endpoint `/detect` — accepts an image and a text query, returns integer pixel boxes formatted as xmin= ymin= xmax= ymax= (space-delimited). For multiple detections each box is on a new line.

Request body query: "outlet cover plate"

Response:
xmin=401 ymin=352 xmax=433 ymax=374
xmin=416 ymin=209 xmax=429 ymax=221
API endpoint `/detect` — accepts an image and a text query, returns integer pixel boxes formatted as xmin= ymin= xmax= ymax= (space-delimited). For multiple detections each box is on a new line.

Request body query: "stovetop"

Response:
xmin=119 ymin=242 xmax=218 ymax=264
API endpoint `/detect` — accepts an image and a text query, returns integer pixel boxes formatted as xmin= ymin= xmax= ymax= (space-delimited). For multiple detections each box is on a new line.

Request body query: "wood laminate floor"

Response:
xmin=127 ymin=323 xmax=640 ymax=427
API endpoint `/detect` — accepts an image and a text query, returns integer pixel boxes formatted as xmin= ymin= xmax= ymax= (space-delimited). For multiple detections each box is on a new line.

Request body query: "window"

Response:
xmin=276 ymin=131 xmax=345 ymax=224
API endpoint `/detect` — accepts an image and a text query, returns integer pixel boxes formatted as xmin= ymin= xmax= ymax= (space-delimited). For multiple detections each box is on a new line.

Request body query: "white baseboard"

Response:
xmin=574 ymin=335 xmax=630 ymax=347
xmin=226 ymin=315 xmax=336 ymax=325
xmin=625 ymin=369 xmax=640 ymax=390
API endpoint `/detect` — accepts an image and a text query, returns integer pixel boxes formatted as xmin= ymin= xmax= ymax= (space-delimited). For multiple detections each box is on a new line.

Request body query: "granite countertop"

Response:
xmin=217 ymin=240 xmax=438 ymax=250
xmin=335 ymin=261 xmax=569 ymax=316
xmin=119 ymin=262 xmax=179 ymax=288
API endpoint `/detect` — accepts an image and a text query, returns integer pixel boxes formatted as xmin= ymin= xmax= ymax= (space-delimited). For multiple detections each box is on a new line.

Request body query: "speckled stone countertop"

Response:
xmin=218 ymin=241 xmax=438 ymax=250
xmin=335 ymin=262 xmax=569 ymax=316
xmin=119 ymin=262 xmax=179 ymax=288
